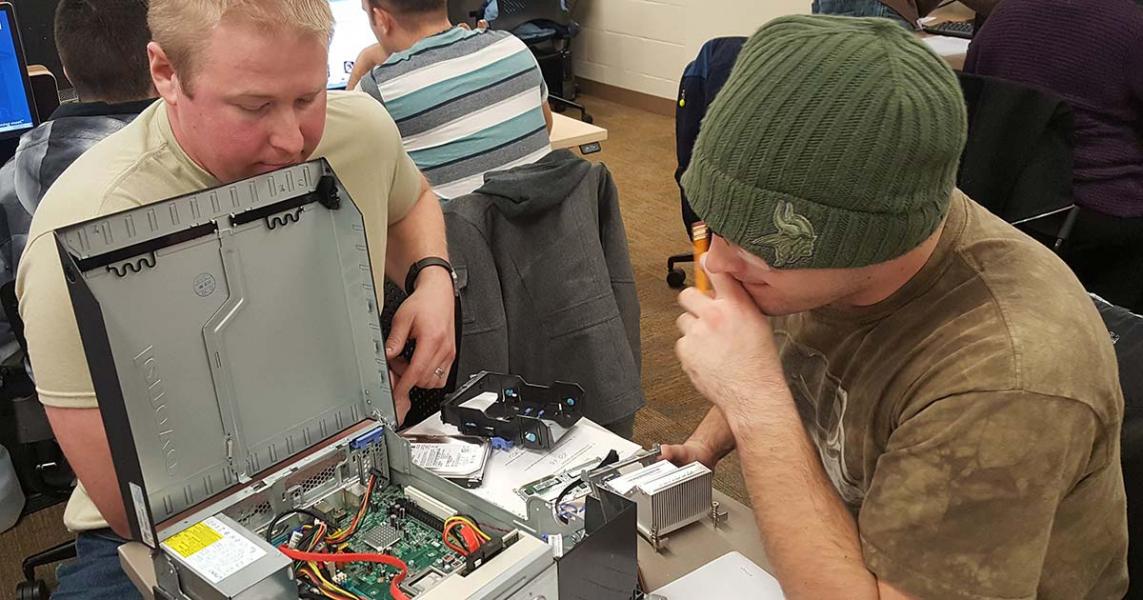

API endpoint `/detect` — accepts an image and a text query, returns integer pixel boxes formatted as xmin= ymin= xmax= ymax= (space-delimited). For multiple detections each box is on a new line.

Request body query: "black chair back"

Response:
xmin=490 ymin=0 xmax=571 ymax=34
xmin=957 ymin=72 xmax=1075 ymax=237
xmin=1093 ymin=296 xmax=1143 ymax=595
xmin=675 ymin=37 xmax=746 ymax=237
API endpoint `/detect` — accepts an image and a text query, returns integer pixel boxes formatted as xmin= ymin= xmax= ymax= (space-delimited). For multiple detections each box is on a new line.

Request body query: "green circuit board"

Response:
xmin=338 ymin=487 xmax=461 ymax=599
xmin=275 ymin=484 xmax=463 ymax=599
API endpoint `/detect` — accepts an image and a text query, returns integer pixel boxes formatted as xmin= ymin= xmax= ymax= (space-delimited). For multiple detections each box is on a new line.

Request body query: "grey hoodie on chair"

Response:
xmin=444 ymin=150 xmax=644 ymax=427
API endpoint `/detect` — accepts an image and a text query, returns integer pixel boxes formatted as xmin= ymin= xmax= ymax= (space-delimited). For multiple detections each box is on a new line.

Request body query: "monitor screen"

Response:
xmin=0 ymin=4 xmax=35 ymax=137
xmin=328 ymin=0 xmax=377 ymax=90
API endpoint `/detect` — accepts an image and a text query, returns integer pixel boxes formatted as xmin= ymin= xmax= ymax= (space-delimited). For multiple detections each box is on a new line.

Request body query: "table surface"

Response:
xmin=918 ymin=1 xmax=977 ymax=71
xmin=120 ymin=489 xmax=765 ymax=598
xmin=549 ymin=112 xmax=608 ymax=150
xmin=638 ymin=489 xmax=768 ymax=592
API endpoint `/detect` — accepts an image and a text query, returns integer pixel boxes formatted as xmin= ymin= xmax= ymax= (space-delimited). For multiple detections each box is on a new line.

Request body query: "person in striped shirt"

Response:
xmin=355 ymin=0 xmax=553 ymax=200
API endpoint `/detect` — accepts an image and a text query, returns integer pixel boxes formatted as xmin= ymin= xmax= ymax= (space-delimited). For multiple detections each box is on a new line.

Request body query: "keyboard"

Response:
xmin=922 ymin=20 xmax=975 ymax=39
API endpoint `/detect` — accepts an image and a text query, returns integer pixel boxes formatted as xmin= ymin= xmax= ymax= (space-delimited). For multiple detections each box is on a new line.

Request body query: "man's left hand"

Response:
xmin=386 ymin=269 xmax=456 ymax=424
xmin=675 ymin=269 xmax=785 ymax=421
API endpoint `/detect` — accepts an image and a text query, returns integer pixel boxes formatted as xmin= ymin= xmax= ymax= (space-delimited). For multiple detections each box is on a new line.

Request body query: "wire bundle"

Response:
xmin=325 ymin=475 xmax=377 ymax=545
xmin=283 ymin=547 xmax=410 ymax=600
xmin=442 ymin=515 xmax=491 ymax=557
xmin=266 ymin=475 xmax=411 ymax=600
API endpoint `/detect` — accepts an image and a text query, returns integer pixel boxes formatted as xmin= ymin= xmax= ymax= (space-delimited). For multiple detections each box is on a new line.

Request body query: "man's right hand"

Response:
xmin=660 ymin=437 xmax=723 ymax=470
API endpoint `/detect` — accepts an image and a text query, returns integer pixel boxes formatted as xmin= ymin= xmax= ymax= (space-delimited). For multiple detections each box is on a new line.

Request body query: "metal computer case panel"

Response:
xmin=55 ymin=160 xmax=394 ymax=543
xmin=54 ymin=158 xmax=641 ymax=600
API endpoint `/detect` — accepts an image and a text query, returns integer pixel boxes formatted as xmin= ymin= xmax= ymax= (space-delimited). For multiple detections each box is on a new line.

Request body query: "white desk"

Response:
xmin=549 ymin=112 xmax=608 ymax=151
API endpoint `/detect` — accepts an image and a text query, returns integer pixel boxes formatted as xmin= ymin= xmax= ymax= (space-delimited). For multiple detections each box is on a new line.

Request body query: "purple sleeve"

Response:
xmin=1131 ymin=24 xmax=1143 ymax=104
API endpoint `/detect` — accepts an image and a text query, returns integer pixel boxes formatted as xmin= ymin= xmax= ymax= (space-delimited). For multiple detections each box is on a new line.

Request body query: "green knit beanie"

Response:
xmin=681 ymin=15 xmax=967 ymax=270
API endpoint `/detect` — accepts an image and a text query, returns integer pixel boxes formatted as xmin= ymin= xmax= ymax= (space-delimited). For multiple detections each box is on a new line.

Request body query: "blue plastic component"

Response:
xmin=349 ymin=427 xmax=384 ymax=450
xmin=525 ymin=432 xmax=538 ymax=443
xmin=491 ymin=437 xmax=514 ymax=451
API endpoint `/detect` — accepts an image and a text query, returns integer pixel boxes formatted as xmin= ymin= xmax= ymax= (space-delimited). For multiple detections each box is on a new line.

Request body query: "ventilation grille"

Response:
xmin=641 ymin=470 xmax=713 ymax=537
xmin=298 ymin=464 xmax=339 ymax=493
xmin=234 ymin=500 xmax=273 ymax=529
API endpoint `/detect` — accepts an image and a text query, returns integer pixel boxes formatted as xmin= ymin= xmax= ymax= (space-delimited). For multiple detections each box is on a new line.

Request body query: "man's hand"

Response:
xmin=660 ymin=437 xmax=722 ymax=469
xmin=458 ymin=19 xmax=490 ymax=30
xmin=385 ymin=268 xmax=455 ymax=425
xmin=675 ymin=269 xmax=785 ymax=423
xmin=347 ymin=44 xmax=389 ymax=91
xmin=388 ymin=368 xmax=413 ymax=425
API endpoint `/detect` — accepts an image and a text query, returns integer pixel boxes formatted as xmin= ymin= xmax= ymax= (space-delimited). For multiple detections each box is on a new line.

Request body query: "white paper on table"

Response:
xmin=921 ymin=35 xmax=971 ymax=58
xmin=404 ymin=413 xmax=641 ymax=518
xmin=651 ymin=551 xmax=784 ymax=600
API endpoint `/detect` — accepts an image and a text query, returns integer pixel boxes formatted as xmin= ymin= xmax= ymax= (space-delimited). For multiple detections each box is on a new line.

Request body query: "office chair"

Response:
xmin=17 ymin=541 xmax=76 ymax=600
xmin=488 ymin=0 xmax=593 ymax=124
xmin=666 ymin=37 xmax=746 ymax=288
xmin=1 ymin=282 xmax=76 ymax=600
xmin=1092 ymin=295 xmax=1143 ymax=597
xmin=448 ymin=0 xmax=486 ymax=27
xmin=957 ymin=72 xmax=1078 ymax=253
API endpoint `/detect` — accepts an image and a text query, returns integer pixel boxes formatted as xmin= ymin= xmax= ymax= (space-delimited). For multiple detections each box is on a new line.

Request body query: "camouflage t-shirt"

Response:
xmin=772 ymin=191 xmax=1128 ymax=599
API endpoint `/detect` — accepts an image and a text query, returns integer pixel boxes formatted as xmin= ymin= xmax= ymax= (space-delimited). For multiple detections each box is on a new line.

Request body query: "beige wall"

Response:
xmin=573 ymin=0 xmax=811 ymax=100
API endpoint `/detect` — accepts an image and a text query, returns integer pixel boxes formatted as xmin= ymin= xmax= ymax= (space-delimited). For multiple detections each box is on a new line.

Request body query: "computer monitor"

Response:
xmin=0 ymin=3 xmax=36 ymax=139
xmin=328 ymin=0 xmax=378 ymax=90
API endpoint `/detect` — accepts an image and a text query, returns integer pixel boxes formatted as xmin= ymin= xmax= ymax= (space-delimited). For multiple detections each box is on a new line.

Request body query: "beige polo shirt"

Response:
xmin=16 ymin=91 xmax=422 ymax=532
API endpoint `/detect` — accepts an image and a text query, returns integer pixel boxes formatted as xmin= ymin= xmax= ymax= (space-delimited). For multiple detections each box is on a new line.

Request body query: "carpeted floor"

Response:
xmin=0 ymin=93 xmax=750 ymax=592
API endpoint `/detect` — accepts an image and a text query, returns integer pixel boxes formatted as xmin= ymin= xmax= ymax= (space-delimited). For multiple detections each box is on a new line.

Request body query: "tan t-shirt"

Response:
xmin=773 ymin=191 xmax=1128 ymax=599
xmin=16 ymin=91 xmax=422 ymax=532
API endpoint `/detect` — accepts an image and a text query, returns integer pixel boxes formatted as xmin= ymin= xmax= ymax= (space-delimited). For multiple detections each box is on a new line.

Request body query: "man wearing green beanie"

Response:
xmin=663 ymin=15 xmax=1127 ymax=599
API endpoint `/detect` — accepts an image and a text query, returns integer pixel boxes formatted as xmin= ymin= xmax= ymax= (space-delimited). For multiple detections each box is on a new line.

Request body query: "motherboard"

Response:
xmin=271 ymin=483 xmax=470 ymax=599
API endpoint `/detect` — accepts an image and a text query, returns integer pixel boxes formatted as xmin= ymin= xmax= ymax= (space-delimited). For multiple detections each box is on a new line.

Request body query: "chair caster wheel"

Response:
xmin=666 ymin=269 xmax=686 ymax=289
xmin=17 ymin=579 xmax=49 ymax=600
xmin=582 ymin=114 xmax=594 ymax=124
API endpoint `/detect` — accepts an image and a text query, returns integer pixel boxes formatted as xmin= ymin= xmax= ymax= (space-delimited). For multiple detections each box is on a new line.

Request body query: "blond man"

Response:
xmin=16 ymin=1 xmax=456 ymax=597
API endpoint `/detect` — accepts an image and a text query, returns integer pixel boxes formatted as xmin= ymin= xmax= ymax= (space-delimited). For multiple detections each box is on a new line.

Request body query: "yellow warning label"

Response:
xmin=164 ymin=522 xmax=222 ymax=558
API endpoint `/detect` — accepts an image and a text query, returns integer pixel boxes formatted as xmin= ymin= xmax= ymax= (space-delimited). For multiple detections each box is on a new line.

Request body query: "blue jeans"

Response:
xmin=812 ymin=0 xmax=915 ymax=28
xmin=53 ymin=530 xmax=143 ymax=600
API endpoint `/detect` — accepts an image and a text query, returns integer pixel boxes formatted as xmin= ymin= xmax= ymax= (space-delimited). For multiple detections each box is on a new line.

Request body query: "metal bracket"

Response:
xmin=154 ymin=553 xmax=193 ymax=600
xmin=106 ymin=253 xmax=157 ymax=277
xmin=647 ymin=530 xmax=670 ymax=551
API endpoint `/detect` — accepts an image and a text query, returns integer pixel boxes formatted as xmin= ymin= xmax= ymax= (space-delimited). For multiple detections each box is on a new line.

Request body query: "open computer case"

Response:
xmin=54 ymin=159 xmax=639 ymax=600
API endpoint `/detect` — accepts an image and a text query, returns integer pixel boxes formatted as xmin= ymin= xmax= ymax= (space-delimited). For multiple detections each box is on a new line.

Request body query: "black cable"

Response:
xmin=555 ymin=449 xmax=620 ymax=523
xmin=265 ymin=509 xmax=332 ymax=543
xmin=297 ymin=525 xmax=323 ymax=553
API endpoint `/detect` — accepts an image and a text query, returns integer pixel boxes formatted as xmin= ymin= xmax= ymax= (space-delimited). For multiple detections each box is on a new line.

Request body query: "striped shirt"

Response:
xmin=359 ymin=27 xmax=551 ymax=200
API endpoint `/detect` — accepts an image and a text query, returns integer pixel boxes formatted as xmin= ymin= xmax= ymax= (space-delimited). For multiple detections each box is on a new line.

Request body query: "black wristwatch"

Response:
xmin=405 ymin=257 xmax=457 ymax=296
